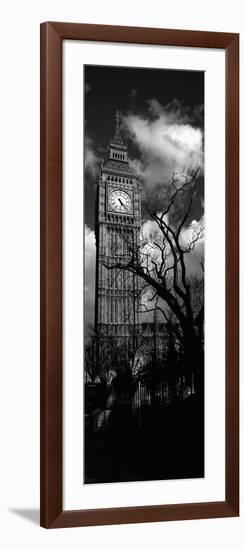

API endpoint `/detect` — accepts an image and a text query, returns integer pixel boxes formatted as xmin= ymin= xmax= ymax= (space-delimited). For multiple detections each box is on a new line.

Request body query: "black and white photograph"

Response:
xmin=84 ymin=64 xmax=204 ymax=484
xmin=0 ymin=2 xmax=240 ymax=543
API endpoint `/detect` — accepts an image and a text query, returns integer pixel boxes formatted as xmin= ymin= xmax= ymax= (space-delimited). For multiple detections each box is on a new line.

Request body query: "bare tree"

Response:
xmin=104 ymin=168 xmax=204 ymax=393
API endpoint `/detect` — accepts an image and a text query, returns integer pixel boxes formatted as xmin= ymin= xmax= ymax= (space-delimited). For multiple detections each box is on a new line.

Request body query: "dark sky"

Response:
xmin=84 ymin=65 xmax=204 ymax=230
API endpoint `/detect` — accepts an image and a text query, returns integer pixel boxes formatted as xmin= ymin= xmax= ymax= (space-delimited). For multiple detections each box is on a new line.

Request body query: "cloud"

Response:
xmin=148 ymin=98 xmax=204 ymax=128
xmin=85 ymin=82 xmax=91 ymax=94
xmin=85 ymin=225 xmax=96 ymax=326
xmin=84 ymin=136 xmax=101 ymax=179
xmin=180 ymin=217 xmax=204 ymax=248
xmin=180 ymin=217 xmax=204 ymax=277
xmin=141 ymin=213 xmax=204 ymax=279
xmin=128 ymin=157 xmax=142 ymax=175
xmin=130 ymin=87 xmax=138 ymax=100
xmin=141 ymin=214 xmax=166 ymax=240
xmin=122 ymin=99 xmax=204 ymax=190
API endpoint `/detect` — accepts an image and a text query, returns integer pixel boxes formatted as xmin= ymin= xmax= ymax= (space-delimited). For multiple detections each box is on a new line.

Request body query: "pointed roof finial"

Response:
xmin=116 ymin=110 xmax=120 ymax=129
xmin=110 ymin=110 xmax=126 ymax=148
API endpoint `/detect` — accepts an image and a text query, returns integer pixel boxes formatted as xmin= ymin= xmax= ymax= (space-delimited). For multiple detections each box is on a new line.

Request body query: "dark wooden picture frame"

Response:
xmin=40 ymin=21 xmax=239 ymax=528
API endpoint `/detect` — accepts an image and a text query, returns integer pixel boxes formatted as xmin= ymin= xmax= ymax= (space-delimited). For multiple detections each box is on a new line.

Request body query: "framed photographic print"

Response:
xmin=40 ymin=22 xmax=239 ymax=528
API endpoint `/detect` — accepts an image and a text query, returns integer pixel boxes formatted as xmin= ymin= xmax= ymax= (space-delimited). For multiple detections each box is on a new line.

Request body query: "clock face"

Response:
xmin=108 ymin=190 xmax=132 ymax=213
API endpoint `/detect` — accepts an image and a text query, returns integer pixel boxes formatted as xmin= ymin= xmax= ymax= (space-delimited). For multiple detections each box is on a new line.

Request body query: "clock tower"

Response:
xmin=95 ymin=112 xmax=141 ymax=365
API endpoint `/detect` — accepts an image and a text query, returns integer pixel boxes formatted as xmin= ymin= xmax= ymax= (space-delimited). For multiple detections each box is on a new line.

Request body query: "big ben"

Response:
xmin=95 ymin=112 xmax=141 ymax=364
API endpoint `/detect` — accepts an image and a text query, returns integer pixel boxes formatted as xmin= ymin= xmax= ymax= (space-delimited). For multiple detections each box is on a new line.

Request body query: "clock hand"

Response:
xmin=119 ymin=198 xmax=126 ymax=209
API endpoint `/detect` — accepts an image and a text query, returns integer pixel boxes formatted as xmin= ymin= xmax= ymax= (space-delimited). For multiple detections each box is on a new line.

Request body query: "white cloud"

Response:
xmin=122 ymin=100 xmax=204 ymax=189
xmin=180 ymin=217 xmax=204 ymax=249
xmin=85 ymin=82 xmax=91 ymax=94
xmin=141 ymin=217 xmax=160 ymax=239
xmin=180 ymin=216 xmax=204 ymax=277
xmin=140 ymin=213 xmax=204 ymax=279
xmin=85 ymin=226 xmax=96 ymax=325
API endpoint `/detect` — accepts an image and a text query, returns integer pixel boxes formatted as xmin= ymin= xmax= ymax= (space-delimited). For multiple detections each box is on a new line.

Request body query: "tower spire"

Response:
xmin=115 ymin=110 xmax=120 ymax=129
xmin=111 ymin=110 xmax=126 ymax=148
